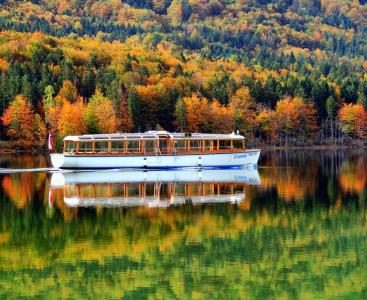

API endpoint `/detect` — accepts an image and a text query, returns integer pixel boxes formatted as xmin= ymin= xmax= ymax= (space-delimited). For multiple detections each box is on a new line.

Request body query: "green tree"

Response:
xmin=175 ymin=97 xmax=187 ymax=131
xmin=326 ymin=96 xmax=339 ymax=119
xmin=128 ymin=88 xmax=141 ymax=131
xmin=21 ymin=75 xmax=33 ymax=104
xmin=43 ymin=85 xmax=56 ymax=110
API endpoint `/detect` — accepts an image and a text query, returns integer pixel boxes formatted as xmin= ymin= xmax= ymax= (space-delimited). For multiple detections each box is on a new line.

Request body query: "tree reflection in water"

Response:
xmin=0 ymin=150 xmax=366 ymax=299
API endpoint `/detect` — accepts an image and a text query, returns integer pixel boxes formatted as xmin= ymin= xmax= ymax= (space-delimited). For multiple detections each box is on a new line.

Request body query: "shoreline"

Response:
xmin=259 ymin=145 xmax=367 ymax=151
xmin=0 ymin=144 xmax=365 ymax=154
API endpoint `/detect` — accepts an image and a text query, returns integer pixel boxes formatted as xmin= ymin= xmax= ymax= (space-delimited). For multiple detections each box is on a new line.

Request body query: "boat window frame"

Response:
xmin=219 ymin=139 xmax=232 ymax=150
xmin=233 ymin=139 xmax=244 ymax=150
xmin=174 ymin=140 xmax=186 ymax=153
xmin=127 ymin=139 xmax=141 ymax=153
xmin=203 ymin=140 xmax=211 ymax=151
xmin=143 ymin=139 xmax=157 ymax=154
xmin=189 ymin=139 xmax=202 ymax=151
xmin=77 ymin=141 xmax=94 ymax=153
xmin=64 ymin=141 xmax=77 ymax=154
xmin=110 ymin=140 xmax=126 ymax=153
xmin=94 ymin=140 xmax=109 ymax=153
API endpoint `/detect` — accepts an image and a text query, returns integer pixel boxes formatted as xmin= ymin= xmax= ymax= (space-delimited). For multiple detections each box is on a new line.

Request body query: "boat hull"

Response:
xmin=51 ymin=150 xmax=260 ymax=170
xmin=51 ymin=167 xmax=261 ymax=187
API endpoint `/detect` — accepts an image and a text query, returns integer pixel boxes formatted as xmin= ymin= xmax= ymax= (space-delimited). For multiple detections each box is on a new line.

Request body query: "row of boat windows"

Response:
xmin=65 ymin=183 xmax=245 ymax=198
xmin=64 ymin=139 xmax=244 ymax=154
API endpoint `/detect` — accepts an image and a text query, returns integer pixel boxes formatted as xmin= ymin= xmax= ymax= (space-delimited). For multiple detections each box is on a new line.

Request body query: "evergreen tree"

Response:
xmin=326 ymin=96 xmax=339 ymax=119
xmin=21 ymin=75 xmax=33 ymax=104
xmin=175 ymin=97 xmax=187 ymax=132
xmin=81 ymin=65 xmax=95 ymax=100
xmin=128 ymin=88 xmax=141 ymax=131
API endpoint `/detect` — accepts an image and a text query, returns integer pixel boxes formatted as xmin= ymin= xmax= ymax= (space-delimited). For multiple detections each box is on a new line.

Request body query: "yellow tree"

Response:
xmin=229 ymin=87 xmax=257 ymax=139
xmin=167 ymin=0 xmax=184 ymax=25
xmin=256 ymin=109 xmax=276 ymax=142
xmin=58 ymin=80 xmax=78 ymax=103
xmin=84 ymin=89 xmax=117 ymax=133
xmin=209 ymin=100 xmax=234 ymax=132
xmin=32 ymin=114 xmax=46 ymax=147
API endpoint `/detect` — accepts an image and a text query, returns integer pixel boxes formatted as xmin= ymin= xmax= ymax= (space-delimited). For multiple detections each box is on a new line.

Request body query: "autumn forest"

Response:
xmin=0 ymin=0 xmax=367 ymax=148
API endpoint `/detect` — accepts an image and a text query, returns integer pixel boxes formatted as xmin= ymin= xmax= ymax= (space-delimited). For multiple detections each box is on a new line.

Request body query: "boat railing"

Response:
xmin=64 ymin=136 xmax=245 ymax=155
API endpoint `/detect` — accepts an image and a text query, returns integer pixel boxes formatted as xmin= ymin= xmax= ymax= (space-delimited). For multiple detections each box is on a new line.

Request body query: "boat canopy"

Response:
xmin=63 ymin=131 xmax=245 ymax=142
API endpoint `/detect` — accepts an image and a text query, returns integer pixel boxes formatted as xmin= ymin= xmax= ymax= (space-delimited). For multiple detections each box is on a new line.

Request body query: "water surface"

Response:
xmin=0 ymin=150 xmax=366 ymax=299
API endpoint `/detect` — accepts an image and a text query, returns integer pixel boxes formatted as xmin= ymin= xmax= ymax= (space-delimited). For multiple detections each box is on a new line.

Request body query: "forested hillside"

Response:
xmin=0 ymin=0 xmax=366 ymax=148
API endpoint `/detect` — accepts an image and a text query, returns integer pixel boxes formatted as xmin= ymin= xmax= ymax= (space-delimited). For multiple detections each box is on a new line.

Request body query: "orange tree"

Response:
xmin=275 ymin=97 xmax=318 ymax=145
xmin=338 ymin=103 xmax=367 ymax=139
xmin=58 ymin=99 xmax=86 ymax=139
xmin=1 ymin=94 xmax=46 ymax=148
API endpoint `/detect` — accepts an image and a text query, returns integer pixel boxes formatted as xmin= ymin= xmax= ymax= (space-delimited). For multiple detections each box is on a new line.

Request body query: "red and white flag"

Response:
xmin=48 ymin=189 xmax=54 ymax=207
xmin=48 ymin=133 xmax=54 ymax=151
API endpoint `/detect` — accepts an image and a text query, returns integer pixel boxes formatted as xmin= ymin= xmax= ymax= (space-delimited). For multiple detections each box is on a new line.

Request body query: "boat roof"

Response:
xmin=63 ymin=131 xmax=245 ymax=142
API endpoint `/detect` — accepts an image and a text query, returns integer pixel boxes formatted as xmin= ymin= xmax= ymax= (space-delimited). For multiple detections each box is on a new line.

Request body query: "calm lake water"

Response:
xmin=0 ymin=150 xmax=366 ymax=299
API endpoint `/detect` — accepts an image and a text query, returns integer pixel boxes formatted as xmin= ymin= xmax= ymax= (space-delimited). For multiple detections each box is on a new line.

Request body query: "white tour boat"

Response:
xmin=50 ymin=131 xmax=260 ymax=170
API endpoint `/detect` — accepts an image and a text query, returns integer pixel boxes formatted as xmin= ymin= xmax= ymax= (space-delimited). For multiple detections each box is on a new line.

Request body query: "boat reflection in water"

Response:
xmin=50 ymin=168 xmax=260 ymax=208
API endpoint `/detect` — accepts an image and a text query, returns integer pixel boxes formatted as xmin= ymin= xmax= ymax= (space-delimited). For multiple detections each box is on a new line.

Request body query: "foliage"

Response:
xmin=338 ymin=103 xmax=367 ymax=138
xmin=0 ymin=0 xmax=367 ymax=145
xmin=57 ymin=99 xmax=86 ymax=139
xmin=84 ymin=89 xmax=117 ymax=133
xmin=274 ymin=97 xmax=318 ymax=145
xmin=1 ymin=94 xmax=45 ymax=148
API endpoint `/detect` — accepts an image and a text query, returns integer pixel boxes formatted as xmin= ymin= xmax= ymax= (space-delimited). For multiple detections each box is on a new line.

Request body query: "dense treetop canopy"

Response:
xmin=0 ymin=0 xmax=366 ymax=147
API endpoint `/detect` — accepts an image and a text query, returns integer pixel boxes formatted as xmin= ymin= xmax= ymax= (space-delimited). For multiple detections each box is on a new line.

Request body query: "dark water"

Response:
xmin=0 ymin=150 xmax=366 ymax=299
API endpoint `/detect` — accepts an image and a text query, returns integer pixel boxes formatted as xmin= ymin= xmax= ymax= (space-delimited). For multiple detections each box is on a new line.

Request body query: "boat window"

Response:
xmin=203 ymin=140 xmax=211 ymax=151
xmin=157 ymin=183 xmax=171 ymax=200
xmin=144 ymin=140 xmax=155 ymax=153
xmin=127 ymin=140 xmax=140 ymax=152
xmin=145 ymin=184 xmax=155 ymax=197
xmin=219 ymin=140 xmax=231 ymax=150
xmin=159 ymin=139 xmax=169 ymax=153
xmin=64 ymin=185 xmax=76 ymax=197
xmin=233 ymin=140 xmax=244 ymax=149
xmin=175 ymin=184 xmax=186 ymax=196
xmin=128 ymin=184 xmax=140 ymax=196
xmin=202 ymin=183 xmax=214 ymax=195
xmin=213 ymin=140 xmax=218 ymax=150
xmin=111 ymin=184 xmax=125 ymax=196
xmin=174 ymin=140 xmax=185 ymax=152
xmin=111 ymin=141 xmax=125 ymax=153
xmin=95 ymin=184 xmax=110 ymax=197
xmin=95 ymin=141 xmax=109 ymax=153
xmin=79 ymin=141 xmax=94 ymax=153
xmin=79 ymin=185 xmax=95 ymax=197
xmin=187 ymin=184 xmax=200 ymax=195
xmin=65 ymin=141 xmax=76 ymax=153
xmin=189 ymin=140 xmax=201 ymax=151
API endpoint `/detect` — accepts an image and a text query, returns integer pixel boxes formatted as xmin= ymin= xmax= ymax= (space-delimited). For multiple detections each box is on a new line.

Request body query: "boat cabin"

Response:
xmin=63 ymin=131 xmax=245 ymax=155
